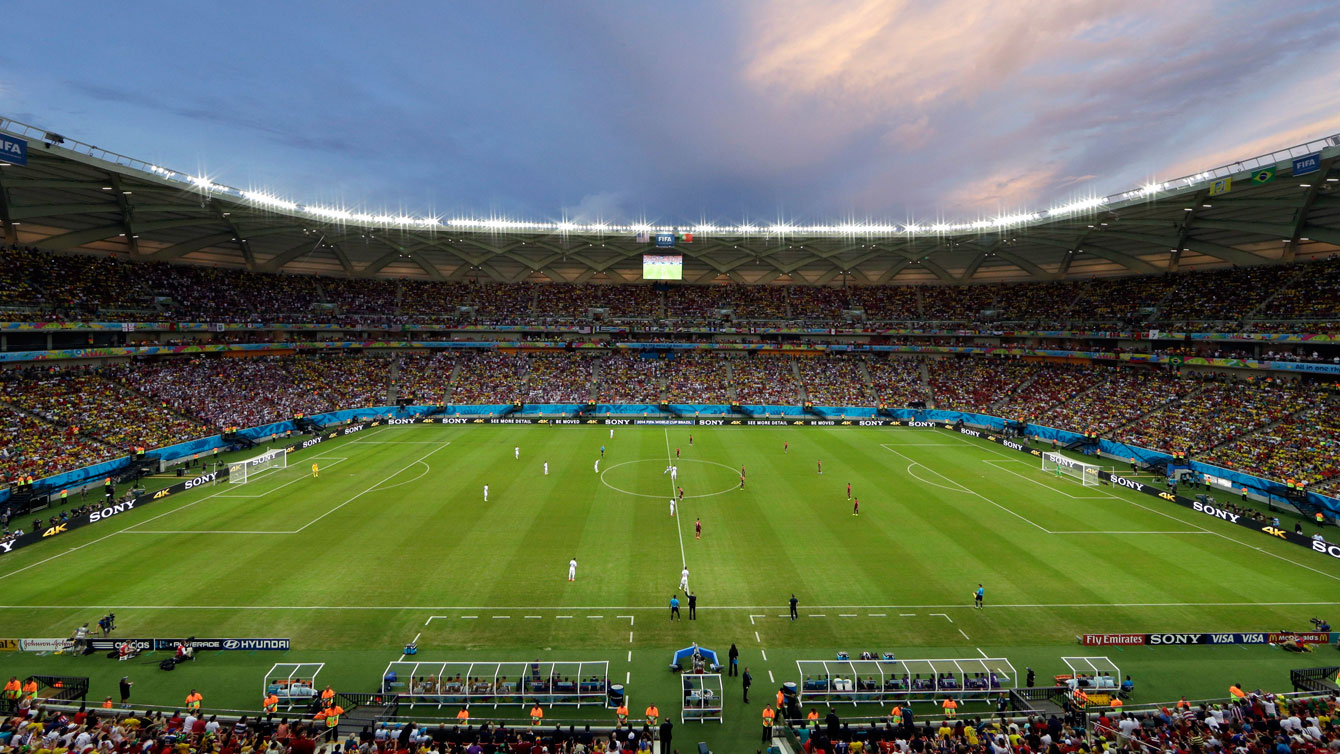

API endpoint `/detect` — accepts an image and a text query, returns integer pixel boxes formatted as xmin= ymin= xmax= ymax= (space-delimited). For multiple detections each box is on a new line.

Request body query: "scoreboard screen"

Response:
xmin=642 ymin=254 xmax=683 ymax=281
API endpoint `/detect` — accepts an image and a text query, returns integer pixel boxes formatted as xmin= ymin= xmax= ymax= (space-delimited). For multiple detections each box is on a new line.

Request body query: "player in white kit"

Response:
xmin=568 ymin=558 xmax=577 ymax=581
xmin=594 ymin=459 xmax=600 ymax=473
xmin=670 ymin=498 xmax=676 ymax=516
xmin=610 ymin=428 xmax=614 ymax=439
xmin=680 ymin=567 xmax=690 ymax=593
xmin=483 ymin=484 xmax=489 ymax=502
xmin=515 ymin=447 xmax=520 ymax=460
xmin=670 ymin=465 xmax=678 ymax=481
xmin=544 ymin=462 xmax=549 ymax=475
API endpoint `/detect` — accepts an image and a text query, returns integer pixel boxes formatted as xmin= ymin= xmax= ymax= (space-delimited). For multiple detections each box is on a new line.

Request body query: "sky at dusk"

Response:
xmin=4 ymin=0 xmax=1339 ymax=226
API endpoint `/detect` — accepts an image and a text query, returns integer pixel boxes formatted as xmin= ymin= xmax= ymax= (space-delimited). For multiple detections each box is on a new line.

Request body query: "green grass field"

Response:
xmin=3 ymin=423 xmax=1338 ymax=752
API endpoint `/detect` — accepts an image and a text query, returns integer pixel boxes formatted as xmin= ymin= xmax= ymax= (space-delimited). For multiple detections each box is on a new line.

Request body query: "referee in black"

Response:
xmin=789 ymin=594 xmax=799 ymax=620
xmin=688 ymin=592 xmax=697 ymax=620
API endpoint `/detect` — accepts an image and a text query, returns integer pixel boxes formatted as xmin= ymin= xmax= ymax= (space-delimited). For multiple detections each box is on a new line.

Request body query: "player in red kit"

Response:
xmin=739 ymin=474 xmax=745 ymax=489
xmin=852 ymin=497 xmax=859 ymax=516
xmin=677 ymin=486 xmax=684 ymax=501
xmin=784 ymin=441 xmax=789 ymax=454
xmin=817 ymin=460 xmax=822 ymax=475
xmin=846 ymin=482 xmax=851 ymax=500
xmin=676 ymin=447 xmax=680 ymax=459
xmin=695 ymin=518 xmax=702 ymax=539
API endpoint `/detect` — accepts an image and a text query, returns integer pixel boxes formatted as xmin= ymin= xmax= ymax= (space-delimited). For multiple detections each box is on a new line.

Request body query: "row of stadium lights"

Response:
xmin=135 ymin=164 xmax=1125 ymax=237
xmin=131 ymin=163 xmax=1324 ymax=239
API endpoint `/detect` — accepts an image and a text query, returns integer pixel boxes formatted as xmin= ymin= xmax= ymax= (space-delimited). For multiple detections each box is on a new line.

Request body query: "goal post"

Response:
xmin=229 ymin=449 xmax=288 ymax=484
xmin=1042 ymin=452 xmax=1101 ymax=487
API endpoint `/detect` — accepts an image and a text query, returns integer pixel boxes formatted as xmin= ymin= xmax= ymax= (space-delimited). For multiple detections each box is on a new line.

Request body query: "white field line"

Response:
xmin=665 ymin=428 xmax=687 ymax=569
xmin=883 ymin=445 xmax=1052 ymax=533
xmin=350 ymin=441 xmax=449 ymax=444
xmin=120 ymin=446 xmax=446 ymax=536
xmin=903 ymin=462 xmax=975 ymax=494
xmin=0 ymin=448 xmax=347 ymax=581
xmin=293 ymin=444 xmax=452 ymax=533
xmin=981 ymin=459 xmax=1111 ymax=500
xmin=5 ymin=600 xmax=1339 ymax=611
xmin=958 ymin=628 xmax=971 ymax=640
xmin=214 ymin=457 xmax=351 ymax=498
xmin=945 ymin=432 xmax=1340 ymax=583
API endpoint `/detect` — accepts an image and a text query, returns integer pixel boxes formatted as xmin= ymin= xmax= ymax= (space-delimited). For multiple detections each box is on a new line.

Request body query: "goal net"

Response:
xmin=229 ymin=449 xmax=288 ymax=484
xmin=1042 ymin=452 xmax=1100 ymax=487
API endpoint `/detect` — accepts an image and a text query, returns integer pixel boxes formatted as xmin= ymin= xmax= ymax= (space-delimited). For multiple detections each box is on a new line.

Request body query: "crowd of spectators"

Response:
xmin=0 ymin=703 xmax=670 ymax=754
xmin=920 ymin=284 xmax=998 ymax=323
xmin=3 ymin=344 xmax=1340 ymax=498
xmin=528 ymin=284 xmax=660 ymax=319
xmin=1115 ymin=377 xmax=1321 ymax=455
xmin=1267 ymin=255 xmax=1340 ymax=320
xmin=799 ymin=356 xmax=873 ymax=406
xmin=1036 ymin=367 xmax=1191 ymax=436
xmin=0 ymin=707 xmax=336 ymax=754
xmin=597 ymin=354 xmax=664 ymax=404
xmin=393 ymin=352 xmax=455 ymax=404
xmin=1202 ymin=401 xmax=1340 ymax=492
xmin=0 ymin=367 xmax=208 ymax=452
xmin=927 ymin=359 xmax=1037 ymax=412
xmin=849 ymin=285 xmax=920 ymax=321
xmin=664 ymin=353 xmax=732 ymax=404
xmin=524 ymin=354 xmax=597 ymax=403
xmin=450 ymin=353 xmax=530 ymax=404
xmin=107 ymin=355 xmax=390 ymax=430
xmin=0 ymin=404 xmax=111 ymax=484
xmin=994 ymin=364 xmax=1109 ymax=422
xmin=4 ymin=245 xmax=1340 ymax=333
xmin=733 ymin=355 xmax=803 ymax=405
xmin=866 ymin=357 xmax=931 ymax=407
xmin=1159 ymin=264 xmax=1285 ymax=322
xmin=1092 ymin=689 xmax=1338 ymax=754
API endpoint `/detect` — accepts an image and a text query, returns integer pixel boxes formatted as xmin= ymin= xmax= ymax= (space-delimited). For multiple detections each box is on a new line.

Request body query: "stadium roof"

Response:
xmin=2 ymin=116 xmax=1338 ymax=285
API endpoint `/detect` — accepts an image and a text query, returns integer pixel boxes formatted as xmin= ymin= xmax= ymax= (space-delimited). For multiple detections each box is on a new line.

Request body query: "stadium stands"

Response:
xmin=733 ymin=354 xmax=803 ymax=405
xmin=665 ymin=353 xmax=732 ymax=404
xmin=798 ymin=355 xmax=873 ymax=406
xmin=1114 ymin=378 xmax=1320 ymax=455
xmin=598 ymin=353 xmax=664 ymax=404
xmin=866 ymin=357 xmax=932 ymax=408
xmin=2 ymin=244 xmax=1340 ymax=502
xmin=3 ymin=245 xmax=1340 ymax=331
xmin=927 ymin=359 xmax=1039 ymax=413
xmin=1 ymin=367 xmax=208 ymax=453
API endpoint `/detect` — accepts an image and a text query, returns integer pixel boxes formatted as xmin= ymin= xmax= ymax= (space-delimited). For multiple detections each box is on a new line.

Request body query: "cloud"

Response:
xmin=734 ymin=0 xmax=1340 ymax=217
xmin=562 ymin=191 xmax=630 ymax=224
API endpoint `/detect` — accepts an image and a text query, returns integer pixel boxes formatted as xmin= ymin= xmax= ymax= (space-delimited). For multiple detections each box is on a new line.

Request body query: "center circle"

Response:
xmin=599 ymin=458 xmax=742 ymax=499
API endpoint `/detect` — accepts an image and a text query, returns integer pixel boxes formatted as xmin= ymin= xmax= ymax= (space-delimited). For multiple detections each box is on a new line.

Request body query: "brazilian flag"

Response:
xmin=1251 ymin=166 xmax=1275 ymax=184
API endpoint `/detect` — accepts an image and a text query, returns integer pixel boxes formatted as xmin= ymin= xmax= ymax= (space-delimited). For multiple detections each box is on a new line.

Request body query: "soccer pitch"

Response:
xmin=3 ymin=423 xmax=1337 ymax=749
